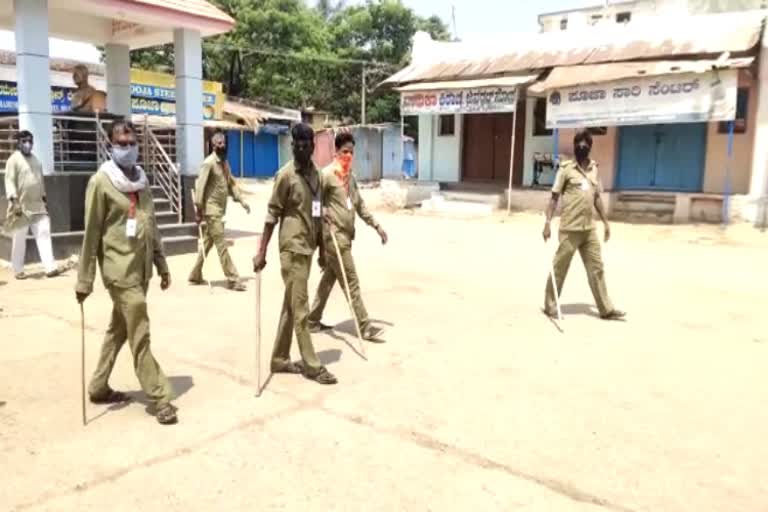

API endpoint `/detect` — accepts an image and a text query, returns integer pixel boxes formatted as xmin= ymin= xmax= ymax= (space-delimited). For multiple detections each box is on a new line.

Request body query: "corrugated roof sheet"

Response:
xmin=529 ymin=57 xmax=755 ymax=93
xmin=128 ymin=0 xmax=234 ymax=25
xmin=396 ymin=75 xmax=539 ymax=91
xmin=383 ymin=11 xmax=765 ymax=86
xmin=223 ymin=99 xmax=301 ymax=128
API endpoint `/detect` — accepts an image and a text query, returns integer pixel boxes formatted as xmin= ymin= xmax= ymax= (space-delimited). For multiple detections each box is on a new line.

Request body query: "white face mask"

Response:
xmin=111 ymin=145 xmax=139 ymax=170
xmin=20 ymin=141 xmax=33 ymax=155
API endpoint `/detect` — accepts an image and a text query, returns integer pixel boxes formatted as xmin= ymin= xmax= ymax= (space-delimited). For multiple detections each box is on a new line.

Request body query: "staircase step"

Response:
xmin=610 ymin=210 xmax=674 ymax=224
xmin=159 ymin=222 xmax=198 ymax=239
xmin=438 ymin=191 xmax=504 ymax=208
xmin=618 ymin=193 xmax=676 ymax=204
xmin=161 ymin=235 xmax=199 ymax=256
xmin=150 ymin=185 xmax=166 ymax=199
xmin=156 ymin=211 xmax=180 ymax=225
xmin=153 ymin=198 xmax=172 ymax=212
xmin=613 ymin=201 xmax=675 ymax=214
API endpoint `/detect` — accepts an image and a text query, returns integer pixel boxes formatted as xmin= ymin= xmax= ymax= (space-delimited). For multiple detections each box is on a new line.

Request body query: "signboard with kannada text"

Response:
xmin=546 ymin=70 xmax=737 ymax=128
xmin=401 ymin=86 xmax=517 ymax=115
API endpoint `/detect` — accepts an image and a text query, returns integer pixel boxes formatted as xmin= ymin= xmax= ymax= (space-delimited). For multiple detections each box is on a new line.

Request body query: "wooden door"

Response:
xmin=462 ymin=114 xmax=494 ymax=181
xmin=492 ymin=113 xmax=513 ymax=181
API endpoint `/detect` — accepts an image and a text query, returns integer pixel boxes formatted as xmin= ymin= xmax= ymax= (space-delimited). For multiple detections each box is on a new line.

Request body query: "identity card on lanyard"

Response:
xmin=126 ymin=192 xmax=138 ymax=238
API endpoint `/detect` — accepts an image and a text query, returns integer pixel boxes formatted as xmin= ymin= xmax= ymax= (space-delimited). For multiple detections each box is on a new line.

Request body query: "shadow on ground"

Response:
xmin=86 ymin=376 xmax=195 ymax=424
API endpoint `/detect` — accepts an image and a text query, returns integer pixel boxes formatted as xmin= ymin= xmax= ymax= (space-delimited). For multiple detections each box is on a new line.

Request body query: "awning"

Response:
xmin=529 ymin=57 xmax=754 ymax=94
xmin=395 ymin=75 xmax=538 ymax=92
xmin=223 ymin=99 xmax=301 ymax=130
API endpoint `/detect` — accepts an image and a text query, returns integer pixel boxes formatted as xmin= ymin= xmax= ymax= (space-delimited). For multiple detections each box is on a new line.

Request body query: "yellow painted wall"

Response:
xmin=703 ymin=69 xmax=757 ymax=195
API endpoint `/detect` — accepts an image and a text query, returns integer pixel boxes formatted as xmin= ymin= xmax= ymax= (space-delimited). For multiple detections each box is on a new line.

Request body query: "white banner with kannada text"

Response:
xmin=401 ymin=87 xmax=517 ymax=115
xmin=546 ymin=70 xmax=737 ymax=128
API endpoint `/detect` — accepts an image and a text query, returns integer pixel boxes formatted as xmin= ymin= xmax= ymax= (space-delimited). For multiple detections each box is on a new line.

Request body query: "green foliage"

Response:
xmin=123 ymin=0 xmax=449 ymax=124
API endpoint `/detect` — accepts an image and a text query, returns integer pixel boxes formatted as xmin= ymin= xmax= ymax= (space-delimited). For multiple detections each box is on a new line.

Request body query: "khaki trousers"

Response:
xmin=545 ymin=229 xmax=614 ymax=317
xmin=89 ymin=284 xmax=174 ymax=406
xmin=272 ymin=252 xmax=323 ymax=372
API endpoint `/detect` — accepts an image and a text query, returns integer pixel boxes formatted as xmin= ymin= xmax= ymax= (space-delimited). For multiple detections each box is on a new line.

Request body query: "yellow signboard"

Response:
xmin=129 ymin=68 xmax=224 ymax=120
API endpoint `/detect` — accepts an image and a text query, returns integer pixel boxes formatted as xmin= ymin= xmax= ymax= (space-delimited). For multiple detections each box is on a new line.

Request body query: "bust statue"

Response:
xmin=70 ymin=64 xmax=106 ymax=113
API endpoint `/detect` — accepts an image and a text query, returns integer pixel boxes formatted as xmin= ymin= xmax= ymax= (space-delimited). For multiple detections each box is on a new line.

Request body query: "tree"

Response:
xmin=121 ymin=0 xmax=449 ymax=124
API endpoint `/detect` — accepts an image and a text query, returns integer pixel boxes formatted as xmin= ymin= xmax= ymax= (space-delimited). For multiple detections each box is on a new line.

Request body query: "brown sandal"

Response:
xmin=271 ymin=360 xmax=304 ymax=374
xmin=303 ymin=367 xmax=338 ymax=385
xmin=156 ymin=404 xmax=178 ymax=425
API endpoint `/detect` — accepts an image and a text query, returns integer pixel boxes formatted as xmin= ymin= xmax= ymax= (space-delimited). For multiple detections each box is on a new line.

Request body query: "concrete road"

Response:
xmin=1 ymin=191 xmax=767 ymax=511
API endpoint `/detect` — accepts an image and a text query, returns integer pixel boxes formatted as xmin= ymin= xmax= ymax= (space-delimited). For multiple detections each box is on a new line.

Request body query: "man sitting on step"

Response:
xmin=188 ymin=131 xmax=250 ymax=291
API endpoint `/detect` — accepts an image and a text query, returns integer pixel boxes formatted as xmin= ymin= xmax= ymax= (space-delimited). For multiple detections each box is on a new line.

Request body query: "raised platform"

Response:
xmin=0 ymin=222 xmax=200 ymax=265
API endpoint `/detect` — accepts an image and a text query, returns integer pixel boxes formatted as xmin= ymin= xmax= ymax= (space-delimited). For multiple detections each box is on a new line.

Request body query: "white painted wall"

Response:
xmin=417 ymin=114 xmax=462 ymax=182
xmin=522 ymin=98 xmax=555 ymax=186
xmin=432 ymin=114 xmax=462 ymax=182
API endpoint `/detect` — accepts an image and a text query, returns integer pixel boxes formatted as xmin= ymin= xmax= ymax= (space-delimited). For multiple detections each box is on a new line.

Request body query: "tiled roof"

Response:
xmin=128 ymin=0 xmax=234 ymax=25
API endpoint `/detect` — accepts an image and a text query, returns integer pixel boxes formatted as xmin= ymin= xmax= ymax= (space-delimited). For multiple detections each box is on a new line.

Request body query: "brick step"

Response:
xmin=613 ymin=201 xmax=675 ymax=214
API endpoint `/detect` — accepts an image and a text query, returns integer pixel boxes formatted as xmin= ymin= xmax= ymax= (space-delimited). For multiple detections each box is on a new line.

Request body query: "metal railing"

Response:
xmin=144 ymin=124 xmax=183 ymax=223
xmin=0 ymin=113 xmax=182 ymax=222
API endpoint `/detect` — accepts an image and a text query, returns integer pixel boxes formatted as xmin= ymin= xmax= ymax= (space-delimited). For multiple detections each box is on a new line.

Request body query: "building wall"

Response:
xmin=432 ymin=114 xmax=462 ymax=182
xmin=703 ymin=70 xmax=758 ymax=194
xmin=522 ymin=98 xmax=554 ymax=186
xmin=552 ymin=127 xmax=620 ymax=191
xmin=418 ymin=113 xmax=463 ymax=182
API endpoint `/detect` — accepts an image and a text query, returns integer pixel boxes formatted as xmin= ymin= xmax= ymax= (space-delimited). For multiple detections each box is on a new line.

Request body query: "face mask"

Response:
xmin=20 ymin=142 xmax=33 ymax=155
xmin=336 ymin=153 xmax=353 ymax=175
xmin=293 ymin=144 xmax=313 ymax=166
xmin=574 ymin=146 xmax=591 ymax=162
xmin=112 ymin=145 xmax=139 ymax=170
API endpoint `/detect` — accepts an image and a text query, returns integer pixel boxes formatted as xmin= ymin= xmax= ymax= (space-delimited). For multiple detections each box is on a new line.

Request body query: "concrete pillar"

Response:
xmin=173 ymin=28 xmax=204 ymax=176
xmin=14 ymin=0 xmax=53 ymax=175
xmin=105 ymin=43 xmax=131 ymax=117
xmin=747 ymin=32 xmax=768 ymax=225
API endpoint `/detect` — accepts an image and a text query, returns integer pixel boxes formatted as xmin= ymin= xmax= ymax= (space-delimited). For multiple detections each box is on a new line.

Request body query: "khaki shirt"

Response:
xmin=76 ymin=167 xmax=169 ymax=295
xmin=552 ymin=159 xmax=603 ymax=232
xmin=4 ymin=150 xmax=47 ymax=230
xmin=194 ymin=153 xmax=243 ymax=217
xmin=321 ymin=163 xmax=378 ymax=245
xmin=266 ymin=161 xmax=322 ymax=256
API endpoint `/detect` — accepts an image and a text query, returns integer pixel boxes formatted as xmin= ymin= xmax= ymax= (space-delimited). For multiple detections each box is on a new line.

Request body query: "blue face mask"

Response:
xmin=112 ymin=145 xmax=139 ymax=169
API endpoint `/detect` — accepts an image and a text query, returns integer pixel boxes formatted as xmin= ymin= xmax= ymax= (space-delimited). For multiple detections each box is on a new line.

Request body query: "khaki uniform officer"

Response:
xmin=189 ymin=132 xmax=250 ymax=291
xmin=308 ymin=132 xmax=387 ymax=341
xmin=75 ymin=120 xmax=178 ymax=425
xmin=253 ymin=123 xmax=337 ymax=385
xmin=542 ymin=129 xmax=625 ymax=321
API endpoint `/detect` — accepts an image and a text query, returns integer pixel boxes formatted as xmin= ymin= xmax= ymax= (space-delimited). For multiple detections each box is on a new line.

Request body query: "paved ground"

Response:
xmin=2 ymin=187 xmax=768 ymax=511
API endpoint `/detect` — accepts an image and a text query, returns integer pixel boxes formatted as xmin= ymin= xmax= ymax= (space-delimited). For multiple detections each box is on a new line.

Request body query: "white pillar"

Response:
xmin=105 ymin=43 xmax=131 ymax=117
xmin=14 ymin=0 xmax=53 ymax=175
xmin=174 ymin=28 xmax=204 ymax=176
xmin=747 ymin=32 xmax=768 ymax=224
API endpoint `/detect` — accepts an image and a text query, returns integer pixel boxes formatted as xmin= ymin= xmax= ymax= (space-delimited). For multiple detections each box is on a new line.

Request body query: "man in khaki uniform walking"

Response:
xmin=542 ymin=129 xmax=625 ymax=321
xmin=75 ymin=120 xmax=178 ymax=425
xmin=308 ymin=132 xmax=387 ymax=341
xmin=4 ymin=130 xmax=63 ymax=279
xmin=253 ymin=123 xmax=337 ymax=385
xmin=189 ymin=132 xmax=250 ymax=291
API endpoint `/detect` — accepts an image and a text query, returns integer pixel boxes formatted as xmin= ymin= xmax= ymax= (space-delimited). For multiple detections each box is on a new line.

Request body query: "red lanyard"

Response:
xmin=128 ymin=192 xmax=138 ymax=219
